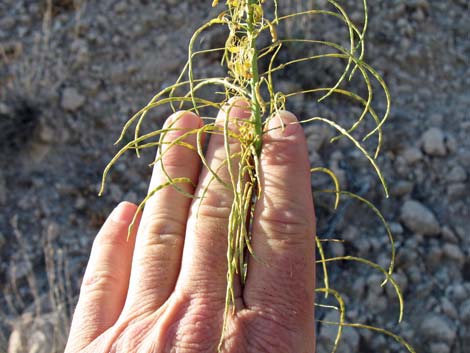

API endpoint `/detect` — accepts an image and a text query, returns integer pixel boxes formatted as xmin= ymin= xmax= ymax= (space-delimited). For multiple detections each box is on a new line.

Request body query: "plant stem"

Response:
xmin=247 ymin=0 xmax=262 ymax=155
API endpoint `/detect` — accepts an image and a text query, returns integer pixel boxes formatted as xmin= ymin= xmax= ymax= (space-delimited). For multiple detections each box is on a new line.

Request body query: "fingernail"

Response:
xmin=217 ymin=97 xmax=251 ymax=123
xmin=110 ymin=202 xmax=136 ymax=224
xmin=166 ymin=111 xmax=200 ymax=128
xmin=165 ymin=113 xmax=178 ymax=127
xmin=225 ymin=97 xmax=250 ymax=116
xmin=267 ymin=111 xmax=299 ymax=138
xmin=227 ymin=96 xmax=249 ymax=106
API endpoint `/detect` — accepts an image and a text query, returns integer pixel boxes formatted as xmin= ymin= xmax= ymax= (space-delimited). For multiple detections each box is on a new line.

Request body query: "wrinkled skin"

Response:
xmin=65 ymin=102 xmax=316 ymax=353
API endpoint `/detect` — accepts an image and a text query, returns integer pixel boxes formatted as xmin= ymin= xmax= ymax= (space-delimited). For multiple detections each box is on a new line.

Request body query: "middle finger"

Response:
xmin=177 ymin=99 xmax=251 ymax=303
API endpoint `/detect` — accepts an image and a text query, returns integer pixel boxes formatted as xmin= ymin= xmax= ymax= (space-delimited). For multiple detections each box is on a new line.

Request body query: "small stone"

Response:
xmin=61 ymin=87 xmax=85 ymax=111
xmin=0 ymin=232 xmax=5 ymax=251
xmin=446 ymin=284 xmax=468 ymax=303
xmin=421 ymin=127 xmax=447 ymax=157
xmin=390 ymin=180 xmax=414 ymax=197
xmin=308 ymin=150 xmax=322 ymax=166
xmin=457 ymin=149 xmax=470 ymax=168
xmin=75 ymin=197 xmax=87 ymax=210
xmin=386 ymin=271 xmax=408 ymax=298
xmin=441 ymin=298 xmax=458 ymax=320
xmin=306 ymin=125 xmax=332 ymax=152
xmin=400 ymin=146 xmax=423 ymax=164
xmin=351 ymin=277 xmax=366 ymax=297
xmin=446 ymin=183 xmax=466 ymax=200
xmin=460 ymin=299 xmax=470 ymax=324
xmin=446 ymin=165 xmax=467 ymax=183
xmin=28 ymin=331 xmax=47 ymax=353
xmin=454 ymin=226 xmax=466 ymax=242
xmin=365 ymin=291 xmax=387 ymax=313
xmin=406 ymin=265 xmax=423 ymax=284
xmin=82 ymin=78 xmax=101 ymax=96
xmin=330 ymin=166 xmax=347 ymax=190
xmin=70 ymin=39 xmax=89 ymax=66
xmin=350 ymin=11 xmax=362 ymax=23
xmin=429 ymin=342 xmax=451 ymax=353
xmin=330 ymin=241 xmax=345 ymax=257
xmin=426 ymin=246 xmax=443 ymax=266
xmin=123 ymin=191 xmax=138 ymax=204
xmin=109 ymin=184 xmax=123 ymax=203
xmin=341 ymin=225 xmax=359 ymax=242
xmin=1 ymin=41 xmax=22 ymax=61
xmin=46 ymin=222 xmax=60 ymax=241
xmin=389 ymin=222 xmax=404 ymax=235
xmin=0 ymin=173 xmax=6 ymax=205
xmin=414 ymin=8 xmax=426 ymax=21
xmin=8 ymin=260 xmax=30 ymax=281
xmin=7 ymin=328 xmax=24 ymax=353
xmin=368 ymin=334 xmax=387 ymax=350
xmin=0 ymin=16 xmax=16 ymax=30
xmin=0 ymin=101 xmax=12 ymax=115
xmin=441 ymin=226 xmax=459 ymax=243
xmin=400 ymin=200 xmax=440 ymax=236
xmin=318 ymin=311 xmax=360 ymax=353
xmin=38 ymin=123 xmax=55 ymax=143
xmin=27 ymin=141 xmax=51 ymax=165
xmin=419 ymin=313 xmax=456 ymax=343
xmin=367 ymin=274 xmax=385 ymax=295
xmin=445 ymin=134 xmax=457 ymax=154
xmin=416 ymin=0 xmax=430 ymax=9
xmin=114 ymin=1 xmax=128 ymax=13
xmin=442 ymin=243 xmax=465 ymax=267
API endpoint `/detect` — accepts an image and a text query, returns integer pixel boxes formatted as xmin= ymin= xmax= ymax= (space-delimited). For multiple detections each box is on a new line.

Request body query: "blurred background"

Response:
xmin=0 ymin=0 xmax=468 ymax=352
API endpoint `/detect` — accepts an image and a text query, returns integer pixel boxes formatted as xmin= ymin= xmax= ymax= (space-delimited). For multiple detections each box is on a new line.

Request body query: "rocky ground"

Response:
xmin=0 ymin=0 xmax=468 ymax=352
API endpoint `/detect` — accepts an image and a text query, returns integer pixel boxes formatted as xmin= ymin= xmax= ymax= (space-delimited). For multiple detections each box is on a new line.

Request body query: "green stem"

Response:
xmin=247 ymin=0 xmax=263 ymax=155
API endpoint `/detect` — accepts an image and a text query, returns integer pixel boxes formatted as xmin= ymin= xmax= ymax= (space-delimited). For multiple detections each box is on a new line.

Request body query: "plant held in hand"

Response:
xmin=100 ymin=1 xmax=415 ymax=351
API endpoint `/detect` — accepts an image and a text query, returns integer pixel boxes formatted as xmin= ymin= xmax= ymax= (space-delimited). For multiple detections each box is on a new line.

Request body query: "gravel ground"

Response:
xmin=0 ymin=1 xmax=468 ymax=352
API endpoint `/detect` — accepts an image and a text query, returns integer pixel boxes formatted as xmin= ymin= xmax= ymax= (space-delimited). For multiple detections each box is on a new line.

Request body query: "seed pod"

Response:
xmin=266 ymin=20 xmax=278 ymax=42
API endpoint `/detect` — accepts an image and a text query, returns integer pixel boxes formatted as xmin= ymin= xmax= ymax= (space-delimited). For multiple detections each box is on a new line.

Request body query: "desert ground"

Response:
xmin=0 ymin=1 xmax=468 ymax=352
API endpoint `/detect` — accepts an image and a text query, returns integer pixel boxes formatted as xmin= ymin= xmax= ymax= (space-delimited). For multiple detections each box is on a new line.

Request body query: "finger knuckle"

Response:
xmin=162 ymin=294 xmax=222 ymax=352
xmin=258 ymin=206 xmax=313 ymax=242
xmin=160 ymin=147 xmax=197 ymax=170
xmin=81 ymin=270 xmax=123 ymax=295
xmin=93 ymin=228 xmax=129 ymax=248
xmin=143 ymin=213 xmax=186 ymax=242
xmin=196 ymin=197 xmax=233 ymax=221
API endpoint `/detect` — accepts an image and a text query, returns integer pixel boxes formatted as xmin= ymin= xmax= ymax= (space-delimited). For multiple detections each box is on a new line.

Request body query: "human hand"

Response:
xmin=65 ymin=101 xmax=316 ymax=353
